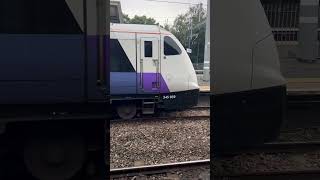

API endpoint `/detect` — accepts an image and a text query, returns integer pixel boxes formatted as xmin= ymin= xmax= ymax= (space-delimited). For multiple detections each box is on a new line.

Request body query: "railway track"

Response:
xmin=110 ymin=159 xmax=210 ymax=179
xmin=110 ymin=115 xmax=210 ymax=123
xmin=253 ymin=141 xmax=320 ymax=153
xmin=214 ymin=170 xmax=320 ymax=180
xmin=110 ymin=141 xmax=320 ymax=177
xmin=214 ymin=141 xmax=320 ymax=179
xmin=215 ymin=141 xmax=320 ymax=156
xmin=110 ymin=106 xmax=210 ymax=123
xmin=191 ymin=105 xmax=210 ymax=109
xmin=279 ymin=127 xmax=320 ymax=143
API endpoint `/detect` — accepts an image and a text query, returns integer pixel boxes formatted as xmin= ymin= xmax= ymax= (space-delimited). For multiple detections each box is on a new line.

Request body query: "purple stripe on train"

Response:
xmin=110 ymin=72 xmax=170 ymax=94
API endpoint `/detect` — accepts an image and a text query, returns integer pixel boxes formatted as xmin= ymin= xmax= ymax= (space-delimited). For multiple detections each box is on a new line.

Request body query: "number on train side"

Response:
xmin=163 ymin=95 xmax=176 ymax=99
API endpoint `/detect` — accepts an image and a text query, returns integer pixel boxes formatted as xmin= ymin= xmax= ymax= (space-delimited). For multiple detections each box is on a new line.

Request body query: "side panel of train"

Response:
xmin=0 ymin=1 xmax=109 ymax=179
xmin=0 ymin=0 xmax=109 ymax=105
xmin=212 ymin=0 xmax=287 ymax=156
xmin=110 ymin=25 xmax=199 ymax=112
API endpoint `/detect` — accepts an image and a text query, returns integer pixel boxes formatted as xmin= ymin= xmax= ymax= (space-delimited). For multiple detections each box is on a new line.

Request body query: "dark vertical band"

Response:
xmin=298 ymin=0 xmax=319 ymax=60
xmin=84 ymin=0 xmax=88 ymax=101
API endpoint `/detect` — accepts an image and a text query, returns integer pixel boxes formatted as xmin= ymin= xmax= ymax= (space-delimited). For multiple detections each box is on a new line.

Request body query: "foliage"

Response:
xmin=162 ymin=23 xmax=171 ymax=31
xmin=122 ymin=14 xmax=131 ymax=24
xmin=123 ymin=14 xmax=159 ymax=25
xmin=170 ymin=3 xmax=207 ymax=64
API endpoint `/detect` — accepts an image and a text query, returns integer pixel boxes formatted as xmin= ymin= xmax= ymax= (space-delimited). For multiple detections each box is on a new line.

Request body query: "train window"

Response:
xmin=144 ymin=41 xmax=153 ymax=57
xmin=0 ymin=0 xmax=82 ymax=34
xmin=110 ymin=39 xmax=135 ymax=72
xmin=164 ymin=36 xmax=181 ymax=56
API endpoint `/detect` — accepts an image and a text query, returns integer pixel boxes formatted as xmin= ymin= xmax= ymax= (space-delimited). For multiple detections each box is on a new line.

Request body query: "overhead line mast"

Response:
xmin=203 ymin=0 xmax=210 ymax=81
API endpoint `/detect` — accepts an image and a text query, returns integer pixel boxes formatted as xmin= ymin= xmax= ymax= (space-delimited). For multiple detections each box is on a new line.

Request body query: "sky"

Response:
xmin=119 ymin=0 xmax=207 ymax=25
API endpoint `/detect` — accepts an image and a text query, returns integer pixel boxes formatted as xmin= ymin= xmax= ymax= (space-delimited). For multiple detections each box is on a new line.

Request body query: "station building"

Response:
xmin=110 ymin=1 xmax=123 ymax=23
xmin=261 ymin=0 xmax=320 ymax=78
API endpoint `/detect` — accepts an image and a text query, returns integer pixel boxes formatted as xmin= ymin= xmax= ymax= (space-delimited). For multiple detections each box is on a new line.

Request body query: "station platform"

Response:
xmin=197 ymin=75 xmax=210 ymax=93
xmin=286 ymin=78 xmax=320 ymax=95
xmin=200 ymin=85 xmax=210 ymax=92
xmin=198 ymin=76 xmax=320 ymax=95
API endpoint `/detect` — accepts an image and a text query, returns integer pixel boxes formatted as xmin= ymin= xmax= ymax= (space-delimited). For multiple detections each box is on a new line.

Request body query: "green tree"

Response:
xmin=170 ymin=3 xmax=207 ymax=66
xmin=123 ymin=14 xmax=159 ymax=25
xmin=162 ymin=22 xmax=171 ymax=31
xmin=122 ymin=14 xmax=131 ymax=24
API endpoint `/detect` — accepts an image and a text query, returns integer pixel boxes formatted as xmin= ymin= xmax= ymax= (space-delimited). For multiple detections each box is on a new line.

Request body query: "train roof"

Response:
xmin=110 ymin=23 xmax=171 ymax=35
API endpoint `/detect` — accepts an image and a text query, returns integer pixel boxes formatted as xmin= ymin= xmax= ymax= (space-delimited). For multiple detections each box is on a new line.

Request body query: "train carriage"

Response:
xmin=0 ymin=0 xmax=110 ymax=179
xmin=110 ymin=23 xmax=199 ymax=119
xmin=212 ymin=0 xmax=287 ymax=155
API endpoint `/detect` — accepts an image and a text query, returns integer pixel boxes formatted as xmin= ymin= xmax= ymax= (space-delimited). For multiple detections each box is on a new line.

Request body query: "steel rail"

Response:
xmin=214 ymin=169 xmax=320 ymax=179
xmin=110 ymin=115 xmax=210 ymax=123
xmin=215 ymin=141 xmax=320 ymax=156
xmin=110 ymin=159 xmax=210 ymax=176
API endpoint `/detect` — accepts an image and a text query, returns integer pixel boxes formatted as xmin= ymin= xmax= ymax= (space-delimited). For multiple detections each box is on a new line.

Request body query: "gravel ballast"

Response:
xmin=213 ymin=127 xmax=320 ymax=175
xmin=213 ymin=151 xmax=320 ymax=175
xmin=110 ymin=116 xmax=320 ymax=177
xmin=110 ymin=118 xmax=210 ymax=169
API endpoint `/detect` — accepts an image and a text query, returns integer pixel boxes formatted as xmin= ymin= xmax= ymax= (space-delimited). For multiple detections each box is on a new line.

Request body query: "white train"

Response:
xmin=110 ymin=23 xmax=199 ymax=119
xmin=212 ymin=0 xmax=287 ymax=155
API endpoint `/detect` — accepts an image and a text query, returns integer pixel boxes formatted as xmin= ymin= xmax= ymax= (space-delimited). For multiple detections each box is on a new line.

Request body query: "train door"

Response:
xmin=137 ymin=35 xmax=161 ymax=93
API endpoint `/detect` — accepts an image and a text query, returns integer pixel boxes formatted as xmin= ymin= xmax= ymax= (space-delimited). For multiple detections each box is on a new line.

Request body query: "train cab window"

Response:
xmin=144 ymin=41 xmax=153 ymax=57
xmin=164 ymin=36 xmax=181 ymax=56
xmin=110 ymin=39 xmax=135 ymax=72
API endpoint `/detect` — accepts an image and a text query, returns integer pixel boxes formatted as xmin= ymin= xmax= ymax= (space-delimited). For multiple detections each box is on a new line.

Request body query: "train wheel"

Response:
xmin=116 ymin=103 xmax=137 ymax=119
xmin=23 ymin=130 xmax=86 ymax=180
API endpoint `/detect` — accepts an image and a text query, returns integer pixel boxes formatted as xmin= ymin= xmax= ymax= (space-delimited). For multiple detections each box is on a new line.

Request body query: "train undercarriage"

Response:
xmin=0 ymin=104 xmax=110 ymax=180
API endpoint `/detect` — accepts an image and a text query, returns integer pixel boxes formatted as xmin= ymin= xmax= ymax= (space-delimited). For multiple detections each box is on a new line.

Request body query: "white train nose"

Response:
xmin=188 ymin=72 xmax=199 ymax=90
